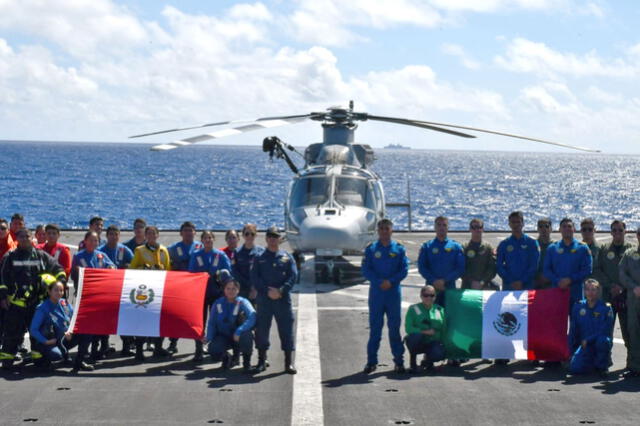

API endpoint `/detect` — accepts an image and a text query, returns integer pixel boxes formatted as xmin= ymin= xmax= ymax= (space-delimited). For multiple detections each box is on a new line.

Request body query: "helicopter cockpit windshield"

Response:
xmin=290 ymin=174 xmax=375 ymax=210
xmin=290 ymin=176 xmax=330 ymax=208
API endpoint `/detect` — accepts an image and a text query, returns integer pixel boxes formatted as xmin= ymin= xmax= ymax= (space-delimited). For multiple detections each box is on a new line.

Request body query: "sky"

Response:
xmin=1 ymin=0 xmax=639 ymax=153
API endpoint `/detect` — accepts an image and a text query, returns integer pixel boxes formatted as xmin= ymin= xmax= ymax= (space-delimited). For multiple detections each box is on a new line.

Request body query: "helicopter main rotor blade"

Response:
xmin=411 ymin=119 xmax=601 ymax=153
xmin=365 ymin=115 xmax=477 ymax=138
xmin=130 ymin=114 xmax=312 ymax=139
xmin=150 ymin=116 xmax=310 ymax=151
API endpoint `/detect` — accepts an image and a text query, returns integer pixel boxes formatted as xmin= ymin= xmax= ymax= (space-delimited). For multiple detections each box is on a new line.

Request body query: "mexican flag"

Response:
xmin=445 ymin=288 xmax=570 ymax=361
xmin=69 ymin=268 xmax=209 ymax=339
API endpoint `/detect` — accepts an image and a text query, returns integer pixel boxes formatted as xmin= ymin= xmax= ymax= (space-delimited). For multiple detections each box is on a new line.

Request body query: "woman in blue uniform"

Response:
xmin=203 ymin=270 xmax=256 ymax=373
xmin=233 ymin=223 xmax=264 ymax=302
xmin=30 ymin=281 xmax=93 ymax=372
xmin=568 ymin=278 xmax=614 ymax=376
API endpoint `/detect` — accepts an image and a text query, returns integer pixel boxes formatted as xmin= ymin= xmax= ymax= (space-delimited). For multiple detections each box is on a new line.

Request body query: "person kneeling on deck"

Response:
xmin=251 ymin=226 xmax=298 ymax=374
xmin=568 ymin=279 xmax=613 ymax=376
xmin=404 ymin=285 xmax=446 ymax=374
xmin=362 ymin=218 xmax=409 ymax=374
xmin=203 ymin=270 xmax=256 ymax=373
xmin=30 ymin=280 xmax=93 ymax=372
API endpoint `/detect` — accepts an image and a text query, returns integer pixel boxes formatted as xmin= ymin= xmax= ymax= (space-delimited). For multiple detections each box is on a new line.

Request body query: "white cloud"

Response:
xmin=441 ymin=43 xmax=480 ymax=69
xmin=495 ymin=38 xmax=638 ymax=78
xmin=288 ymin=0 xmax=444 ymax=46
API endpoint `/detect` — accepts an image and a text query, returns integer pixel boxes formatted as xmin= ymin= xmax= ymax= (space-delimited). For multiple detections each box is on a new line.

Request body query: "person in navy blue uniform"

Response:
xmin=188 ymin=230 xmax=231 ymax=362
xmin=251 ymin=226 xmax=298 ymax=374
xmin=418 ymin=216 xmax=465 ymax=307
xmin=167 ymin=221 xmax=202 ymax=353
xmin=98 ymin=225 xmax=135 ymax=356
xmin=124 ymin=218 xmax=146 ymax=253
xmin=544 ymin=218 xmax=592 ymax=307
xmin=71 ymin=231 xmax=115 ymax=362
xmin=362 ymin=218 xmax=409 ymax=374
xmin=203 ymin=270 xmax=256 ymax=373
xmin=568 ymin=279 xmax=613 ymax=375
xmin=30 ymin=281 xmax=93 ymax=371
xmin=233 ymin=223 xmax=265 ymax=302
xmin=497 ymin=211 xmax=540 ymax=291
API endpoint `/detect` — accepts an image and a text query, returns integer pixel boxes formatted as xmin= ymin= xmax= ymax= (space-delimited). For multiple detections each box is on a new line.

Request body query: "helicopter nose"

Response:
xmin=298 ymin=216 xmax=361 ymax=251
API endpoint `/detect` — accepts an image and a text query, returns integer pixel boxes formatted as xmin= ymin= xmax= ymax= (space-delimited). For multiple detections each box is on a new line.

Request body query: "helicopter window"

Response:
xmin=290 ymin=177 xmax=330 ymax=207
xmin=335 ymin=177 xmax=375 ymax=209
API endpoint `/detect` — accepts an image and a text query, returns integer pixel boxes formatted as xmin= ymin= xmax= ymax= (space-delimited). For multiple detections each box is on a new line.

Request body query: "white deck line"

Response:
xmin=291 ymin=262 xmax=324 ymax=426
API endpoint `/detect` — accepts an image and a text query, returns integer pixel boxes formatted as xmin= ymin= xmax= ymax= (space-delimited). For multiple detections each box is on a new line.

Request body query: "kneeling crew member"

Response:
xmin=30 ymin=280 xmax=93 ymax=371
xmin=251 ymin=226 xmax=298 ymax=374
xmin=404 ymin=285 xmax=446 ymax=373
xmin=568 ymin=279 xmax=613 ymax=375
xmin=203 ymin=270 xmax=256 ymax=373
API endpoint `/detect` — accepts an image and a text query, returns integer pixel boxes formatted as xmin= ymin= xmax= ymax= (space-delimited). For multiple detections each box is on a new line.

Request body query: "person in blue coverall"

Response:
xmin=188 ymin=230 xmax=231 ymax=362
xmin=544 ymin=218 xmax=592 ymax=307
xmin=497 ymin=211 xmax=540 ymax=291
xmin=418 ymin=216 xmax=465 ymax=308
xmin=568 ymin=279 xmax=613 ymax=375
xmin=203 ymin=270 xmax=256 ymax=373
xmin=30 ymin=281 xmax=93 ymax=371
xmin=167 ymin=221 xmax=203 ymax=354
xmin=70 ymin=231 xmax=115 ymax=363
xmin=362 ymin=218 xmax=409 ymax=374
xmin=251 ymin=226 xmax=298 ymax=374
xmin=98 ymin=225 xmax=135 ymax=356
xmin=233 ymin=223 xmax=265 ymax=301
xmin=99 ymin=225 xmax=134 ymax=269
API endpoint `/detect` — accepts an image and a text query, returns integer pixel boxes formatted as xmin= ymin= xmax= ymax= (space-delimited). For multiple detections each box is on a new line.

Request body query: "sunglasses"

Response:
xmin=0 ymin=226 xmax=8 ymax=231
xmin=243 ymin=232 xmax=256 ymax=236
xmin=581 ymin=228 xmax=594 ymax=232
xmin=421 ymin=294 xmax=436 ymax=298
xmin=538 ymin=224 xmax=550 ymax=228
xmin=470 ymin=225 xmax=483 ymax=230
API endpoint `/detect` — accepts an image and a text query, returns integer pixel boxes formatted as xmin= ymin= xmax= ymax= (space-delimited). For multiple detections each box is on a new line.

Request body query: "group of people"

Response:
xmin=363 ymin=213 xmax=640 ymax=379
xmin=0 ymin=214 xmax=297 ymax=375
xmin=2 ymin=211 xmax=640 ymax=380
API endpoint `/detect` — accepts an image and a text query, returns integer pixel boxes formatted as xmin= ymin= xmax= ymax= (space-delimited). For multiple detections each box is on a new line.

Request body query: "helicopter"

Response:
xmin=130 ymin=101 xmax=598 ymax=283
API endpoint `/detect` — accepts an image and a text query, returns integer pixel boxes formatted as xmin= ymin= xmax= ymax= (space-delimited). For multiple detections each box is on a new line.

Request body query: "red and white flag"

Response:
xmin=69 ymin=268 xmax=208 ymax=339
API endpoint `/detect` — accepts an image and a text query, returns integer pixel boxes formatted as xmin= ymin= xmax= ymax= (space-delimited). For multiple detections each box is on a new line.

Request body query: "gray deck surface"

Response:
xmin=1 ymin=231 xmax=638 ymax=425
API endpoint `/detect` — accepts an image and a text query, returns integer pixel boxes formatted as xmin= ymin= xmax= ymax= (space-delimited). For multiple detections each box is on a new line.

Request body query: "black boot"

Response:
xmin=231 ymin=348 xmax=240 ymax=367
xmin=168 ymin=338 xmax=178 ymax=354
xmin=284 ymin=351 xmax=297 ymax=375
xmin=255 ymin=350 xmax=268 ymax=373
xmin=135 ymin=342 xmax=145 ymax=362
xmin=242 ymin=354 xmax=252 ymax=373
xmin=193 ymin=340 xmax=204 ymax=363
xmin=409 ymin=354 xmax=419 ymax=374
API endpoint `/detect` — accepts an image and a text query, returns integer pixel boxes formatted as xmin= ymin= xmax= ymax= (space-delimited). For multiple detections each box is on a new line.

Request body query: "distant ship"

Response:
xmin=383 ymin=143 xmax=411 ymax=150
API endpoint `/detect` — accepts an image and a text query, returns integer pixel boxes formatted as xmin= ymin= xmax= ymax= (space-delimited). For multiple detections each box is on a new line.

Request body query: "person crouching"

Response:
xmin=30 ymin=280 xmax=93 ymax=372
xmin=568 ymin=279 xmax=613 ymax=376
xmin=202 ymin=270 xmax=256 ymax=373
xmin=404 ymin=285 xmax=446 ymax=374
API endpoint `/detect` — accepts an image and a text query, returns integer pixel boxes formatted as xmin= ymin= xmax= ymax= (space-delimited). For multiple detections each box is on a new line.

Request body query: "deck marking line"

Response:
xmin=292 ymin=269 xmax=324 ymax=425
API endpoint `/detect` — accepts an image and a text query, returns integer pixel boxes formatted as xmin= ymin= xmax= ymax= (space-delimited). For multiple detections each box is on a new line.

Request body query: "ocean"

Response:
xmin=1 ymin=141 xmax=639 ymax=231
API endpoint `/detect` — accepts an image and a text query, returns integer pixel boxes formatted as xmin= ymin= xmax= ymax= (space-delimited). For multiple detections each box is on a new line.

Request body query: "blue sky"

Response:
xmin=1 ymin=0 xmax=639 ymax=153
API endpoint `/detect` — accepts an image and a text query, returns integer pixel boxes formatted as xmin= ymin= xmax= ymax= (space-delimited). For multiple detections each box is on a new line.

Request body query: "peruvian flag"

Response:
xmin=444 ymin=288 xmax=570 ymax=361
xmin=69 ymin=268 xmax=208 ymax=339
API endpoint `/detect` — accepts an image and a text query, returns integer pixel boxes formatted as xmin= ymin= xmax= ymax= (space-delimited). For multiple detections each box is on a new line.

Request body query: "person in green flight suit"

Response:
xmin=462 ymin=218 xmax=497 ymax=290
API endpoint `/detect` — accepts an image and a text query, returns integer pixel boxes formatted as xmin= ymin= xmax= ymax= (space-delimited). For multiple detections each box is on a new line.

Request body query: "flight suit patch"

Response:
xmin=579 ymin=308 xmax=586 ymax=316
xmin=374 ymin=251 xmax=382 ymax=258
xmin=607 ymin=251 xmax=615 ymax=260
xmin=632 ymin=253 xmax=640 ymax=261
xmin=506 ymin=245 xmax=514 ymax=252
xmin=445 ymin=247 xmax=452 ymax=252
xmin=432 ymin=248 xmax=439 ymax=254
xmin=389 ymin=252 xmax=397 ymax=258
xmin=557 ymin=248 xmax=564 ymax=254
xmin=467 ymin=250 xmax=476 ymax=258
